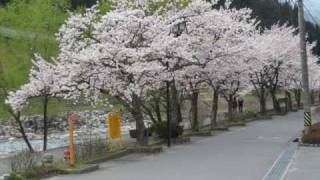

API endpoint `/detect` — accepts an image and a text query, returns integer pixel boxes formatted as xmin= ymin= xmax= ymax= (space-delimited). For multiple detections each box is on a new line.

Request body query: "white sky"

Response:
xmin=280 ymin=0 xmax=320 ymax=24
xmin=304 ymin=0 xmax=320 ymax=20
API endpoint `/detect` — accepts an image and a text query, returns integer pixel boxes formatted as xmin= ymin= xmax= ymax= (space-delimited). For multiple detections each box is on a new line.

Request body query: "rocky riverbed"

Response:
xmin=0 ymin=110 xmax=132 ymax=158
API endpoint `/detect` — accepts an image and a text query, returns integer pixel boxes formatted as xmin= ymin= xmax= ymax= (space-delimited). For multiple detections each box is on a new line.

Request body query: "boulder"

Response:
xmin=302 ymin=122 xmax=320 ymax=144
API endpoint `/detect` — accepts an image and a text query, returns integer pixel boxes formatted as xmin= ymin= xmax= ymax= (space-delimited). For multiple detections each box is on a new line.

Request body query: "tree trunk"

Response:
xmin=176 ymin=100 xmax=183 ymax=123
xmin=311 ymin=90 xmax=315 ymax=105
xmin=285 ymin=91 xmax=293 ymax=111
xmin=191 ymin=91 xmax=199 ymax=131
xmin=259 ymin=88 xmax=267 ymax=114
xmin=227 ymin=94 xmax=234 ymax=121
xmin=169 ymin=82 xmax=181 ymax=134
xmin=4 ymin=87 xmax=33 ymax=152
xmin=294 ymin=89 xmax=301 ymax=108
xmin=144 ymin=106 xmax=157 ymax=124
xmin=154 ymin=99 xmax=162 ymax=123
xmin=211 ymin=89 xmax=219 ymax=129
xmin=171 ymin=83 xmax=182 ymax=124
xmin=270 ymin=91 xmax=281 ymax=113
xmin=132 ymin=94 xmax=148 ymax=145
xmin=15 ymin=112 xmax=34 ymax=153
xmin=43 ymin=95 xmax=49 ymax=151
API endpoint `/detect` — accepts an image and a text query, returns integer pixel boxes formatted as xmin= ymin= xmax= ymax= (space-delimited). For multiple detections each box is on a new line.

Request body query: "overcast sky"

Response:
xmin=283 ymin=0 xmax=320 ymax=23
xmin=304 ymin=0 xmax=320 ymax=20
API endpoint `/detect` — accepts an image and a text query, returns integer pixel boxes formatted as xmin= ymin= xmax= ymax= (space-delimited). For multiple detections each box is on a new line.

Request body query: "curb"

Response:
xmin=172 ymin=137 xmax=191 ymax=145
xmin=86 ymin=149 xmax=130 ymax=164
xmin=226 ymin=122 xmax=246 ymax=127
xmin=58 ymin=164 xmax=99 ymax=174
xmin=299 ymin=143 xmax=320 ymax=147
xmin=185 ymin=131 xmax=212 ymax=137
xmin=211 ymin=127 xmax=229 ymax=131
xmin=129 ymin=145 xmax=163 ymax=153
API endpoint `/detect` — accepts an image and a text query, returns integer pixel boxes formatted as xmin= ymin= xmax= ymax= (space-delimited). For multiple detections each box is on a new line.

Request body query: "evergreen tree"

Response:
xmin=0 ymin=0 xmax=10 ymax=6
xmin=70 ymin=0 xmax=96 ymax=10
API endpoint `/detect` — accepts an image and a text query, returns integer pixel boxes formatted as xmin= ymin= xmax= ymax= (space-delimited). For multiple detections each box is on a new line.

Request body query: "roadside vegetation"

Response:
xmin=0 ymin=0 xmax=319 ymax=179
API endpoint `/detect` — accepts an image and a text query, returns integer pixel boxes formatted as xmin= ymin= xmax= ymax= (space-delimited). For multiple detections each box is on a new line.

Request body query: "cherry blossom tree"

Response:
xmin=0 ymin=63 xmax=34 ymax=152
xmin=9 ymin=0 xmax=319 ymax=149
xmin=247 ymin=25 xmax=300 ymax=113
xmin=148 ymin=0 xmax=260 ymax=127
xmin=55 ymin=4 xmax=166 ymax=145
xmin=247 ymin=24 xmax=319 ymax=113
xmin=6 ymin=54 xmax=59 ymax=151
xmin=55 ymin=0 xmax=262 ymax=134
xmin=280 ymin=40 xmax=319 ymax=108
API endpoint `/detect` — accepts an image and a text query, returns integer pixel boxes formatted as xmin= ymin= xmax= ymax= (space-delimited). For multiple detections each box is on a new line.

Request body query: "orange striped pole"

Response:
xmin=68 ymin=114 xmax=79 ymax=166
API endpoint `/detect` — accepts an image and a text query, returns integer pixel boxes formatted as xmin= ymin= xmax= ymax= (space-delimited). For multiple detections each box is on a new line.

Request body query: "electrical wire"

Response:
xmin=286 ymin=0 xmax=319 ymax=27
xmin=303 ymin=0 xmax=320 ymax=27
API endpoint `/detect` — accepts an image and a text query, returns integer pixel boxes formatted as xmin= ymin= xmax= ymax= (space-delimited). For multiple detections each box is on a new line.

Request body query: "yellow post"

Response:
xmin=68 ymin=114 xmax=79 ymax=166
xmin=107 ymin=111 xmax=124 ymax=151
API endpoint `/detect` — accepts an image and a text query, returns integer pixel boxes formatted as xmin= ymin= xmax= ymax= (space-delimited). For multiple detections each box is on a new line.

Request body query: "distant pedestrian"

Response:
xmin=238 ymin=98 xmax=244 ymax=113
xmin=233 ymin=97 xmax=238 ymax=113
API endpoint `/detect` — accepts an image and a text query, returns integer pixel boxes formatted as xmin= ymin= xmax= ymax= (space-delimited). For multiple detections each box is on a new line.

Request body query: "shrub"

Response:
xmin=75 ymin=136 xmax=108 ymax=162
xmin=10 ymin=150 xmax=40 ymax=174
xmin=242 ymin=111 xmax=258 ymax=119
xmin=152 ymin=122 xmax=183 ymax=139
xmin=7 ymin=174 xmax=25 ymax=180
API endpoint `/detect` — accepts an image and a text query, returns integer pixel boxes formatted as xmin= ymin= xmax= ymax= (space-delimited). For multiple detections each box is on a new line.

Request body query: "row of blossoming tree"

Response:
xmin=5 ymin=0 xmax=320 ymax=149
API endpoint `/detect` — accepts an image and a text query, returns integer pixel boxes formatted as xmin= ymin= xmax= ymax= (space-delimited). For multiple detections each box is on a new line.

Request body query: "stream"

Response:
xmin=0 ymin=126 xmax=130 ymax=159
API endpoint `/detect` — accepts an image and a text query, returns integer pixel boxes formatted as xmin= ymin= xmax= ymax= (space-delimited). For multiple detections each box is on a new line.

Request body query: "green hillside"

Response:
xmin=0 ymin=0 xmax=67 ymax=89
xmin=0 ymin=0 xmax=102 ymax=118
xmin=0 ymin=0 xmax=113 ymax=87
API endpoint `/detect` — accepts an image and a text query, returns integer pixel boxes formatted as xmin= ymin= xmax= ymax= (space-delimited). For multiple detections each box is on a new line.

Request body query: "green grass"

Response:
xmin=54 ymin=162 xmax=97 ymax=172
xmin=0 ymin=36 xmax=59 ymax=85
xmin=0 ymin=0 xmax=68 ymax=34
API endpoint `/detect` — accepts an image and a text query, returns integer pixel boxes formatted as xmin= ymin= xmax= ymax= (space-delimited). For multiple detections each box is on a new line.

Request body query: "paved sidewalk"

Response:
xmin=46 ymin=111 xmax=304 ymax=180
xmin=285 ymin=147 xmax=320 ymax=180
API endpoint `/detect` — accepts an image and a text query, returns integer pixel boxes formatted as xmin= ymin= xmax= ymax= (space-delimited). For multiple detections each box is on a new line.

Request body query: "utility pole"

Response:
xmin=297 ymin=0 xmax=312 ymax=128
xmin=166 ymin=62 xmax=171 ymax=147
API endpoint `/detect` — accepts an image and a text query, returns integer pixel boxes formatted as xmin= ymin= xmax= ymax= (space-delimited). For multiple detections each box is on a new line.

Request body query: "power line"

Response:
xmin=304 ymin=0 xmax=320 ymax=14
xmin=303 ymin=0 xmax=320 ymax=27
xmin=304 ymin=7 xmax=320 ymax=27
xmin=287 ymin=0 xmax=319 ymax=27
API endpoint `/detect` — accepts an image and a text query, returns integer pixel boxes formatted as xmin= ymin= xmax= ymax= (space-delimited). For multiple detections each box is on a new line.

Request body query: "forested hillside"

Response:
xmin=217 ymin=0 xmax=320 ymax=56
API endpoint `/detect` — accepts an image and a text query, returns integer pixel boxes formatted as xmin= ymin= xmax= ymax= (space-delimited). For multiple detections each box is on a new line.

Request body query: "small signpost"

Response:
xmin=107 ymin=112 xmax=124 ymax=151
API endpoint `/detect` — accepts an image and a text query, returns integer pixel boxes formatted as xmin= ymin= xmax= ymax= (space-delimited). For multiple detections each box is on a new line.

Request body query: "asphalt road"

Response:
xmin=46 ymin=111 xmax=304 ymax=180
